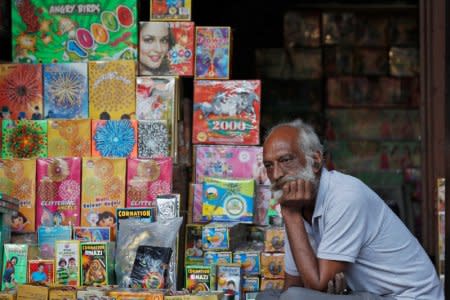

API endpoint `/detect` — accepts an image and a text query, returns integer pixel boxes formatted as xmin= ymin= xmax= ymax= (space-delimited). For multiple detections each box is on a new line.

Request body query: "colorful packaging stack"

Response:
xmin=260 ymin=227 xmax=285 ymax=291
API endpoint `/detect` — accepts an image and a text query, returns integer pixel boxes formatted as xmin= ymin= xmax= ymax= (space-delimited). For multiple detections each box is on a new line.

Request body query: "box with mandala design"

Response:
xmin=47 ymin=120 xmax=91 ymax=157
xmin=0 ymin=158 xmax=36 ymax=232
xmin=36 ymin=158 xmax=81 ymax=228
xmin=126 ymin=157 xmax=172 ymax=207
xmin=2 ymin=120 xmax=47 ymax=159
xmin=81 ymin=158 xmax=126 ymax=240
xmin=92 ymin=120 xmax=138 ymax=158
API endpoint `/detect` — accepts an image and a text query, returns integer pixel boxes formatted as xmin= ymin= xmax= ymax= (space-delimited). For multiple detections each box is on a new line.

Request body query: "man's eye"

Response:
xmin=279 ymin=157 xmax=293 ymax=163
xmin=264 ymin=164 xmax=273 ymax=169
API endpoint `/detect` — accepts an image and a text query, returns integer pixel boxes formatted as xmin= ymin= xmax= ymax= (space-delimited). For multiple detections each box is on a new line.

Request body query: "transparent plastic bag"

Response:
xmin=115 ymin=217 xmax=183 ymax=288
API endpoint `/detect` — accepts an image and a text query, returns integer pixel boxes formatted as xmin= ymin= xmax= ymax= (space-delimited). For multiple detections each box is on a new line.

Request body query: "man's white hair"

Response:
xmin=265 ymin=119 xmax=323 ymax=158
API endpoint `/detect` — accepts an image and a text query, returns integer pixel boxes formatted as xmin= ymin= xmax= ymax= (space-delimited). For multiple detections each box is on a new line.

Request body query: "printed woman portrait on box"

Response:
xmin=139 ymin=22 xmax=174 ymax=75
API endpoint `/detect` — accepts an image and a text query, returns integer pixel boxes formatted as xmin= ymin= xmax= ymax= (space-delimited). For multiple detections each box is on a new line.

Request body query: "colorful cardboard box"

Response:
xmin=202 ymin=222 xmax=246 ymax=251
xmin=204 ymin=251 xmax=232 ymax=266
xmin=12 ymin=0 xmax=138 ymax=63
xmin=150 ymin=0 xmax=192 ymax=21
xmin=139 ymin=22 xmax=194 ymax=76
xmin=233 ymin=251 xmax=260 ymax=276
xmin=0 ymin=64 xmax=43 ymax=120
xmin=38 ymin=226 xmax=72 ymax=259
xmin=0 ymin=159 xmax=36 ymax=233
xmin=2 ymin=121 xmax=47 ymax=159
xmin=138 ymin=120 xmax=170 ymax=158
xmin=185 ymin=265 xmax=214 ymax=293
xmin=43 ymin=63 xmax=89 ymax=119
xmin=195 ymin=27 xmax=231 ymax=80
xmin=47 ymin=119 xmax=91 ymax=157
xmin=80 ymin=242 xmax=114 ymax=286
xmin=55 ymin=240 xmax=80 ymax=286
xmin=261 ymin=253 xmax=285 ymax=279
xmin=92 ymin=120 xmax=138 ymax=158
xmin=2 ymin=244 xmax=28 ymax=290
xmin=136 ymin=77 xmax=177 ymax=120
xmin=73 ymin=227 xmax=111 ymax=242
xmin=36 ymin=158 xmax=81 ymax=228
xmin=17 ymin=285 xmax=47 ymax=300
xmin=194 ymin=145 xmax=265 ymax=184
xmin=242 ymin=276 xmax=260 ymax=293
xmin=185 ymin=224 xmax=205 ymax=265
xmin=202 ymin=177 xmax=255 ymax=223
xmin=108 ymin=289 xmax=165 ymax=300
xmin=28 ymin=259 xmax=54 ymax=284
xmin=216 ymin=264 xmax=242 ymax=299
xmin=260 ymin=278 xmax=284 ymax=291
xmin=116 ymin=207 xmax=156 ymax=231
xmin=89 ymin=61 xmax=136 ymax=120
xmin=49 ymin=287 xmax=77 ymax=300
xmin=193 ymin=80 xmax=261 ymax=145
xmin=81 ymin=158 xmax=126 ymax=240
xmin=264 ymin=227 xmax=285 ymax=253
xmin=126 ymin=158 xmax=173 ymax=207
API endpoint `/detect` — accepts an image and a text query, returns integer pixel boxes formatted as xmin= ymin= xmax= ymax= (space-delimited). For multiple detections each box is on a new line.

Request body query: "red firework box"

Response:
xmin=47 ymin=119 xmax=91 ymax=157
xmin=150 ymin=0 xmax=192 ymax=21
xmin=36 ymin=158 xmax=81 ymax=228
xmin=126 ymin=157 xmax=173 ymax=207
xmin=28 ymin=259 xmax=54 ymax=284
xmin=81 ymin=158 xmax=126 ymax=241
xmin=91 ymin=120 xmax=138 ymax=158
xmin=0 ymin=158 xmax=36 ymax=233
xmin=193 ymin=80 xmax=261 ymax=145
xmin=0 ymin=64 xmax=43 ymax=120
xmin=139 ymin=22 xmax=194 ymax=76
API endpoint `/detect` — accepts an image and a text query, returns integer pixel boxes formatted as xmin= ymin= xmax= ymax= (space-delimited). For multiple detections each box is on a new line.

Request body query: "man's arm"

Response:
xmin=282 ymin=206 xmax=348 ymax=292
xmin=283 ymin=273 xmax=303 ymax=291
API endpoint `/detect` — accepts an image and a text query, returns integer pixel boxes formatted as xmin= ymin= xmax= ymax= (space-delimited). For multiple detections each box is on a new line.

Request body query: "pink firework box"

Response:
xmin=193 ymin=80 xmax=261 ymax=145
xmin=126 ymin=157 xmax=173 ymax=207
xmin=36 ymin=158 xmax=81 ymax=228
xmin=194 ymin=145 xmax=266 ymax=184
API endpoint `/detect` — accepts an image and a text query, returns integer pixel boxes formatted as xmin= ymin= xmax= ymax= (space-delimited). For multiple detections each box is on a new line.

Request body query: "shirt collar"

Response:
xmin=312 ymin=167 xmax=330 ymax=220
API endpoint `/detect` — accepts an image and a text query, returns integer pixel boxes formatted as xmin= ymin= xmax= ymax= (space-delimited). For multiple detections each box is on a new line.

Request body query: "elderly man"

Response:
xmin=258 ymin=119 xmax=443 ymax=300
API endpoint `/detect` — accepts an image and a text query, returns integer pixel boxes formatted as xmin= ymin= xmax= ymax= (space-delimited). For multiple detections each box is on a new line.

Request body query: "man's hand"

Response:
xmin=278 ymin=179 xmax=314 ymax=208
xmin=327 ymin=272 xmax=347 ymax=294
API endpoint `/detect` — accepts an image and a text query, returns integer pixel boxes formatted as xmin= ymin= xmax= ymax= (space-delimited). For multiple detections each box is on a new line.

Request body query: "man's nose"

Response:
xmin=272 ymin=163 xmax=284 ymax=181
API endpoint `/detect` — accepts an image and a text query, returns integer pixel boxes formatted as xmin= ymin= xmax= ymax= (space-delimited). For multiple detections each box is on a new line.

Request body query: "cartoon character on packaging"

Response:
xmin=3 ymin=256 xmax=18 ymax=289
xmin=57 ymin=258 xmax=69 ymax=285
xmin=97 ymin=211 xmax=116 ymax=227
xmin=85 ymin=259 xmax=107 ymax=285
xmin=68 ymin=257 xmax=78 ymax=285
xmin=11 ymin=212 xmax=30 ymax=232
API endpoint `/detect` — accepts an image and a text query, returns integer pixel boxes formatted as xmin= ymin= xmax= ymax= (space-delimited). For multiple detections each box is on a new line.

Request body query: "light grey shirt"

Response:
xmin=285 ymin=168 xmax=444 ymax=300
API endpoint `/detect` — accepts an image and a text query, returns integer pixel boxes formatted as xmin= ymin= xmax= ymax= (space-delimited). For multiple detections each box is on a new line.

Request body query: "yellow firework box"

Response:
xmin=48 ymin=287 xmax=77 ymax=300
xmin=17 ymin=284 xmax=48 ymax=300
xmin=81 ymin=158 xmax=126 ymax=240
xmin=89 ymin=61 xmax=136 ymax=120
xmin=47 ymin=120 xmax=91 ymax=157
xmin=108 ymin=289 xmax=165 ymax=300
xmin=0 ymin=159 xmax=36 ymax=233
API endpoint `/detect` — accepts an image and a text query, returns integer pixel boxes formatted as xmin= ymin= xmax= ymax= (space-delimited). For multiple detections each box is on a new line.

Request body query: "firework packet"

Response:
xmin=202 ymin=222 xmax=246 ymax=251
xmin=150 ymin=0 xmax=192 ymax=21
xmin=193 ymin=80 xmax=261 ymax=145
xmin=2 ymin=244 xmax=28 ymax=290
xmin=91 ymin=120 xmax=138 ymax=158
xmin=129 ymin=246 xmax=172 ymax=289
xmin=115 ymin=217 xmax=182 ymax=288
xmin=126 ymin=158 xmax=173 ymax=207
xmin=261 ymin=253 xmax=285 ymax=279
xmin=138 ymin=120 xmax=170 ymax=158
xmin=43 ymin=63 xmax=88 ymax=119
xmin=28 ymin=259 xmax=54 ymax=284
xmin=36 ymin=158 xmax=81 ymax=228
xmin=73 ymin=227 xmax=111 ymax=242
xmin=55 ymin=240 xmax=80 ymax=286
xmin=2 ymin=120 xmax=47 ymax=159
xmin=38 ymin=226 xmax=72 ymax=259
xmin=116 ymin=207 xmax=156 ymax=232
xmin=47 ymin=119 xmax=91 ymax=157
xmin=185 ymin=224 xmax=204 ymax=265
xmin=216 ymin=264 xmax=242 ymax=300
xmin=0 ymin=159 xmax=36 ymax=233
xmin=81 ymin=242 xmax=115 ymax=286
xmin=185 ymin=265 xmax=214 ymax=293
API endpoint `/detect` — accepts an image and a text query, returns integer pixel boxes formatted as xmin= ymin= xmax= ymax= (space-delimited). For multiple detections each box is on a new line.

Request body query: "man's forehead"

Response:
xmin=264 ymin=126 xmax=299 ymax=146
xmin=263 ymin=126 xmax=300 ymax=158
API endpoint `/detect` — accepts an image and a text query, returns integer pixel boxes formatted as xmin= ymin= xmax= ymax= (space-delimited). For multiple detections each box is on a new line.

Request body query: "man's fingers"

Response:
xmin=304 ymin=180 xmax=312 ymax=200
xmin=327 ymin=279 xmax=334 ymax=294
xmin=335 ymin=272 xmax=344 ymax=294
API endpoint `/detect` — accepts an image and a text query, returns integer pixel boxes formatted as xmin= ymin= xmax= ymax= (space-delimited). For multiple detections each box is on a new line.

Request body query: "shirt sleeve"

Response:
xmin=317 ymin=188 xmax=369 ymax=263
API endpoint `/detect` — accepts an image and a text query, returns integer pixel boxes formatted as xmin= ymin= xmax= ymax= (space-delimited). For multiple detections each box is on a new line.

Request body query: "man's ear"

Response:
xmin=312 ymin=151 xmax=323 ymax=173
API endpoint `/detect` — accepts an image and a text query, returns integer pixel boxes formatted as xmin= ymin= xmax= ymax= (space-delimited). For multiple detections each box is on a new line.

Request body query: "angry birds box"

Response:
xmin=12 ymin=0 xmax=138 ymax=63
xmin=80 ymin=242 xmax=114 ymax=286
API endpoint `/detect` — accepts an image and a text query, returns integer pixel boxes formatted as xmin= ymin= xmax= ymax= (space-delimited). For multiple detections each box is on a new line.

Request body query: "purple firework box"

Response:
xmin=194 ymin=145 xmax=266 ymax=184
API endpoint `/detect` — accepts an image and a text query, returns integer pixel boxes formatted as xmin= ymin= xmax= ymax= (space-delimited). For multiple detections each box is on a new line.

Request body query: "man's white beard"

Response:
xmin=271 ymin=157 xmax=319 ymax=202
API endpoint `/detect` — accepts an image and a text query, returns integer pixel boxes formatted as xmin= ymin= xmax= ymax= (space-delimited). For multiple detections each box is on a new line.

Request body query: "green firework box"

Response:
xmin=2 ymin=244 xmax=28 ymax=290
xmin=12 ymin=0 xmax=138 ymax=63
xmin=80 ymin=242 xmax=114 ymax=286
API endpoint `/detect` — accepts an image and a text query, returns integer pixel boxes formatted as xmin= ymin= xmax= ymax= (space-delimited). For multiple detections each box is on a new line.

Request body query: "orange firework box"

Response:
xmin=91 ymin=120 xmax=138 ymax=158
xmin=0 ymin=158 xmax=36 ymax=233
xmin=108 ymin=288 xmax=165 ymax=300
xmin=47 ymin=120 xmax=91 ymax=157
xmin=260 ymin=278 xmax=284 ymax=291
xmin=0 ymin=64 xmax=43 ymax=120
xmin=81 ymin=158 xmax=126 ymax=241
xmin=89 ymin=61 xmax=136 ymax=120
xmin=261 ymin=253 xmax=285 ymax=279
xmin=264 ymin=227 xmax=285 ymax=253
xmin=193 ymin=80 xmax=261 ymax=145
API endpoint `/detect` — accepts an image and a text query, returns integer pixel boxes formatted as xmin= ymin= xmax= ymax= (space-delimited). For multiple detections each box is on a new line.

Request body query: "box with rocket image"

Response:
xmin=12 ymin=0 xmax=138 ymax=63
xmin=193 ymin=80 xmax=261 ymax=145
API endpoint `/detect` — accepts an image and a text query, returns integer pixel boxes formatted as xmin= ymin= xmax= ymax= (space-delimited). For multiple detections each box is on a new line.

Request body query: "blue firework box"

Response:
xmin=37 ymin=226 xmax=72 ymax=259
xmin=92 ymin=120 xmax=138 ymax=158
xmin=233 ymin=251 xmax=260 ymax=276
xmin=243 ymin=276 xmax=260 ymax=293
xmin=204 ymin=251 xmax=232 ymax=266
xmin=73 ymin=226 xmax=110 ymax=242
xmin=202 ymin=177 xmax=255 ymax=223
xmin=202 ymin=222 xmax=246 ymax=251
xmin=43 ymin=63 xmax=88 ymax=119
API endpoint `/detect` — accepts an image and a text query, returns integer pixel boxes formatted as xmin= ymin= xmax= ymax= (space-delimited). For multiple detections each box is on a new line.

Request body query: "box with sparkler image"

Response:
xmin=185 ymin=265 xmax=214 ymax=293
xmin=80 ymin=242 xmax=114 ymax=286
xmin=43 ymin=63 xmax=88 ymax=119
xmin=202 ymin=177 xmax=255 ymax=223
xmin=0 ymin=64 xmax=43 ymax=120
xmin=55 ymin=240 xmax=80 ymax=286
xmin=233 ymin=251 xmax=260 ymax=276
xmin=2 ymin=121 xmax=47 ymax=159
xmin=195 ymin=27 xmax=232 ymax=80
xmin=0 ymin=159 xmax=36 ymax=233
xmin=91 ymin=120 xmax=138 ymax=158
xmin=216 ymin=264 xmax=242 ymax=300
xmin=264 ymin=227 xmax=285 ymax=253
xmin=202 ymin=222 xmax=246 ymax=251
